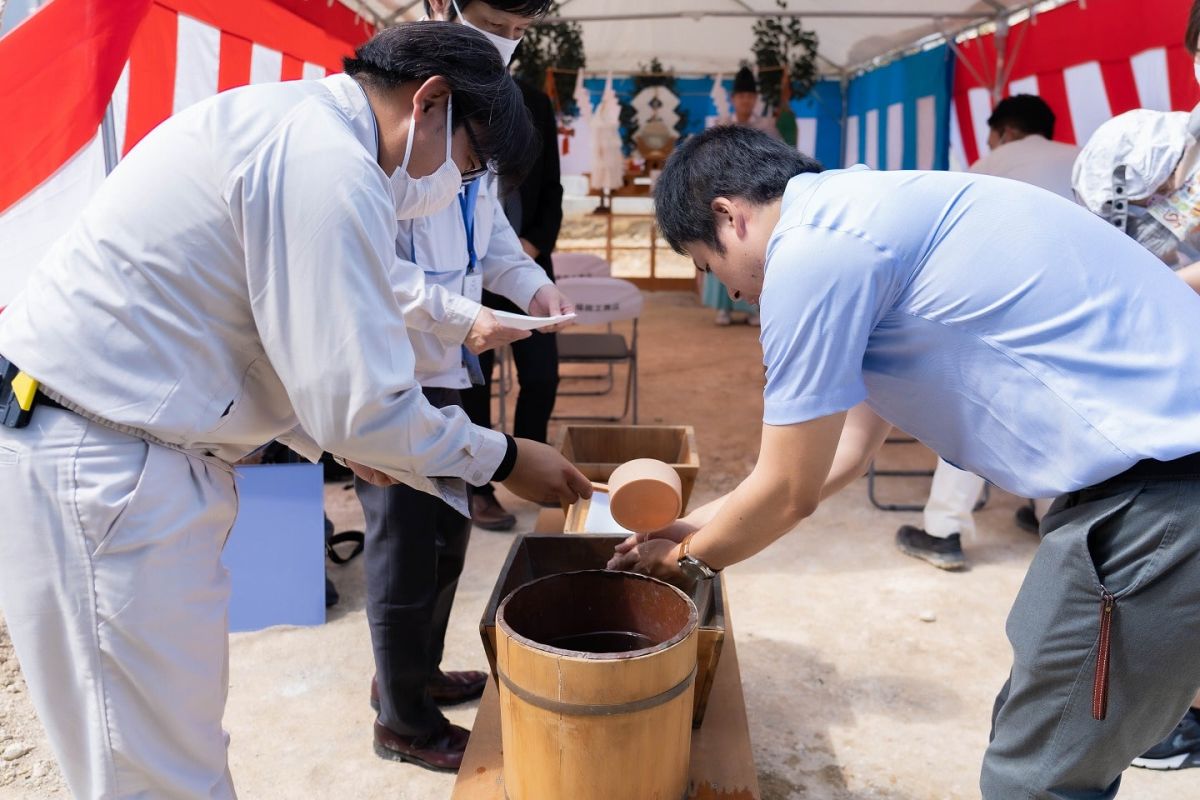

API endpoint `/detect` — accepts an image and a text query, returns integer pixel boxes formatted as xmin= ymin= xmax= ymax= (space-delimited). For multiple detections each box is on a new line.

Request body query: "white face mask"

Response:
xmin=450 ymin=0 xmax=522 ymax=66
xmin=391 ymin=96 xmax=461 ymax=220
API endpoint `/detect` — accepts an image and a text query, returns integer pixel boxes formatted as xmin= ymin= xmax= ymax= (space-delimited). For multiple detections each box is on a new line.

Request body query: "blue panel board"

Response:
xmin=223 ymin=463 xmax=326 ymax=633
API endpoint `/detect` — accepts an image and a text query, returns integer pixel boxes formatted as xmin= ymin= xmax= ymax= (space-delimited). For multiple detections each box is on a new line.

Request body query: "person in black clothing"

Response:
xmin=461 ymin=76 xmax=565 ymax=530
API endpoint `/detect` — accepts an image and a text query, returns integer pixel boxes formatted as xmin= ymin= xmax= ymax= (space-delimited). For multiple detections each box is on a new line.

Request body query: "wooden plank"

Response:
xmin=688 ymin=587 xmax=759 ymax=799
xmin=453 ymin=587 xmax=759 ymax=799
xmin=562 ymin=493 xmax=591 ymax=533
xmin=454 ymin=673 xmax=505 ymax=797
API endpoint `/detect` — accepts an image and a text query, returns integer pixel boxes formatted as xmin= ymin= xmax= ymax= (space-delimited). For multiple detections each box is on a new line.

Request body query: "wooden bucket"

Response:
xmin=495 ymin=570 xmax=699 ymax=800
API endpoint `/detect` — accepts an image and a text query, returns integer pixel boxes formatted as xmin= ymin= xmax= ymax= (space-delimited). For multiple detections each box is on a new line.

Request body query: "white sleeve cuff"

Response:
xmin=465 ymin=426 xmax=509 ymax=486
xmin=436 ymin=294 xmax=481 ymax=346
xmin=509 ymin=273 xmax=554 ymax=314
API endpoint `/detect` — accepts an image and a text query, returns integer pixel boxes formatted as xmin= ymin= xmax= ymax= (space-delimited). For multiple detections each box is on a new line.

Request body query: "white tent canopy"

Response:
xmin=545 ymin=0 xmax=1028 ymax=74
xmin=339 ymin=0 xmax=1054 ymax=75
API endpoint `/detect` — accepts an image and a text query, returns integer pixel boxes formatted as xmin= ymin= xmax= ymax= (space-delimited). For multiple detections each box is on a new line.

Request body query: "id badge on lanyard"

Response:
xmin=460 ymin=182 xmax=483 ymax=303
xmin=463 ymin=271 xmax=483 ymax=303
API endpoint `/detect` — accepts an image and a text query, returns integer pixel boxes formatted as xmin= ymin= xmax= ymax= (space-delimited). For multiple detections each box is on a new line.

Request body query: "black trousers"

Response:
xmin=354 ymin=387 xmax=471 ymax=736
xmin=462 ymin=296 xmax=559 ymax=496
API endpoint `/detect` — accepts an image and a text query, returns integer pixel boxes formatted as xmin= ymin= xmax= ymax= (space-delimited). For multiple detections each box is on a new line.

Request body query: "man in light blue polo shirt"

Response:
xmin=610 ymin=125 xmax=1200 ymax=798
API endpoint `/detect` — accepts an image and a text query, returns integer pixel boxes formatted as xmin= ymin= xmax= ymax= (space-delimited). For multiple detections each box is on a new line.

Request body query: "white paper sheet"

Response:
xmin=493 ymin=310 xmax=577 ymax=330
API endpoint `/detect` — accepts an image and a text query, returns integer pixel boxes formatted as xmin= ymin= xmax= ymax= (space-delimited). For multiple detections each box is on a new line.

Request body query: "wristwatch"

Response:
xmin=676 ymin=533 xmax=718 ymax=582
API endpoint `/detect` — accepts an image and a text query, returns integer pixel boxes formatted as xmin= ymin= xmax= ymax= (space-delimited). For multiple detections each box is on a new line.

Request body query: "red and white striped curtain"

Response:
xmin=950 ymin=0 xmax=1200 ymax=171
xmin=0 ymin=0 xmax=374 ymax=306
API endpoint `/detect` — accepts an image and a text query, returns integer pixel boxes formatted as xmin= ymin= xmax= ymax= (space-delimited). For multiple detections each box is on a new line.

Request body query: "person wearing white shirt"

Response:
xmin=361 ymin=167 xmax=568 ymax=770
xmin=352 ymin=0 xmax=572 ymax=773
xmin=614 ymin=125 xmax=1200 ymax=799
xmin=969 ymin=94 xmax=1081 ymax=197
xmin=0 ymin=22 xmax=589 ymax=799
xmin=897 ymin=94 xmax=1080 ymax=571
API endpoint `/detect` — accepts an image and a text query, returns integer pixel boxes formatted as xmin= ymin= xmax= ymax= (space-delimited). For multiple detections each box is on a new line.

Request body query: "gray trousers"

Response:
xmin=982 ymin=470 xmax=1200 ymax=798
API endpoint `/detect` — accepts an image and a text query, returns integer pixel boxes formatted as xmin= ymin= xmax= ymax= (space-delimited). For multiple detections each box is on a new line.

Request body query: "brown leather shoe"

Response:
xmin=373 ymin=720 xmax=469 ymax=772
xmin=371 ymin=671 xmax=486 ymax=711
xmin=428 ymin=670 xmax=487 ymax=706
xmin=470 ymin=493 xmax=516 ymax=531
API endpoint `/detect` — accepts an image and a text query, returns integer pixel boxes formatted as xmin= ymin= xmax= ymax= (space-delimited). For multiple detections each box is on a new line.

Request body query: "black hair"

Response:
xmin=1188 ymin=0 xmax=1200 ymax=55
xmin=732 ymin=66 xmax=757 ymax=95
xmin=655 ymin=125 xmax=823 ymax=255
xmin=343 ymin=22 xmax=537 ymax=182
xmin=422 ymin=0 xmax=555 ymax=17
xmin=987 ymin=94 xmax=1056 ymax=140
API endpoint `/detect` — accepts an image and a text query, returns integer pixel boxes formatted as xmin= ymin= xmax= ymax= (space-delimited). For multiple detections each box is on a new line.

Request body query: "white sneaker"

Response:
xmin=746 ymin=313 xmax=761 ymax=327
xmin=714 ymin=310 xmax=732 ymax=326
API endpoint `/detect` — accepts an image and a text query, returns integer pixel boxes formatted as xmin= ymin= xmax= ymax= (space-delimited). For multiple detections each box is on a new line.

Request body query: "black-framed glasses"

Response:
xmin=461 ymin=164 xmax=489 ymax=186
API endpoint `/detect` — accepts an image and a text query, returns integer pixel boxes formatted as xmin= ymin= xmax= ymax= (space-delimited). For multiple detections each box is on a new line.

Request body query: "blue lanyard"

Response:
xmin=458 ymin=180 xmax=481 ymax=273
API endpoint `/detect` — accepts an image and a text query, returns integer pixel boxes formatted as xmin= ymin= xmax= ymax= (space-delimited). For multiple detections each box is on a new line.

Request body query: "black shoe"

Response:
xmin=325 ymin=575 xmax=339 ymax=608
xmin=1132 ymin=708 xmax=1200 ymax=770
xmin=1014 ymin=504 xmax=1040 ymax=535
xmin=895 ymin=526 xmax=967 ymax=571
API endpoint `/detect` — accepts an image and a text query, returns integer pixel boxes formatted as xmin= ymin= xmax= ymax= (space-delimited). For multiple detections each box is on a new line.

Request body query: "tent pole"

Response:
xmin=839 ymin=71 xmax=850 ymax=169
xmin=940 ymin=28 xmax=990 ymax=90
xmin=996 ymin=11 xmax=1032 ymax=92
xmin=101 ymin=101 xmax=119 ymax=176
xmin=992 ymin=16 xmax=1009 ymax=102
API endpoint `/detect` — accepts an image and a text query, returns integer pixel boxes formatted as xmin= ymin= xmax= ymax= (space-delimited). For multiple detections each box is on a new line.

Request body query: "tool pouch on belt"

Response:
xmin=0 ymin=356 xmax=39 ymax=428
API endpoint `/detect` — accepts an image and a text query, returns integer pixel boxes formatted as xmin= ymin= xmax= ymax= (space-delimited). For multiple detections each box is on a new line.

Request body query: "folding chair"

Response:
xmin=553 ymin=277 xmax=643 ymax=423
xmin=492 ymin=255 xmax=606 ymax=431
xmin=551 ymin=253 xmax=619 ymax=393
xmin=491 ymin=343 xmax=514 ymax=433
xmin=551 ymin=252 xmax=611 ymax=280
xmin=867 ymin=435 xmax=989 ymax=512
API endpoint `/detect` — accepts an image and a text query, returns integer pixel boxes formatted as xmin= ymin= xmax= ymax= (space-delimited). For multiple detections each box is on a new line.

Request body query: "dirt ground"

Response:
xmin=2 ymin=291 xmax=1198 ymax=799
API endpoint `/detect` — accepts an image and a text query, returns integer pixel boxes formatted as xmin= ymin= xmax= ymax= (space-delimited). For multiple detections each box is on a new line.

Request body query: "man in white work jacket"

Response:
xmin=354 ymin=0 xmax=569 ymax=772
xmin=613 ymin=125 xmax=1200 ymax=799
xmin=0 ymin=22 xmax=589 ymax=800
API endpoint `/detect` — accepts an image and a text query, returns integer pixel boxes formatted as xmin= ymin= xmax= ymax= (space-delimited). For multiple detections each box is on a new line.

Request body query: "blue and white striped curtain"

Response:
xmin=842 ymin=45 xmax=953 ymax=171
xmin=790 ymin=79 xmax=846 ymax=169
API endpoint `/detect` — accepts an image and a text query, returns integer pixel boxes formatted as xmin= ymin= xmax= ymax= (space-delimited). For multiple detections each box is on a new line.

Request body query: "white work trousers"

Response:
xmin=923 ymin=459 xmax=987 ymax=538
xmin=923 ymin=458 xmax=1055 ymax=539
xmin=0 ymin=407 xmax=238 ymax=799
